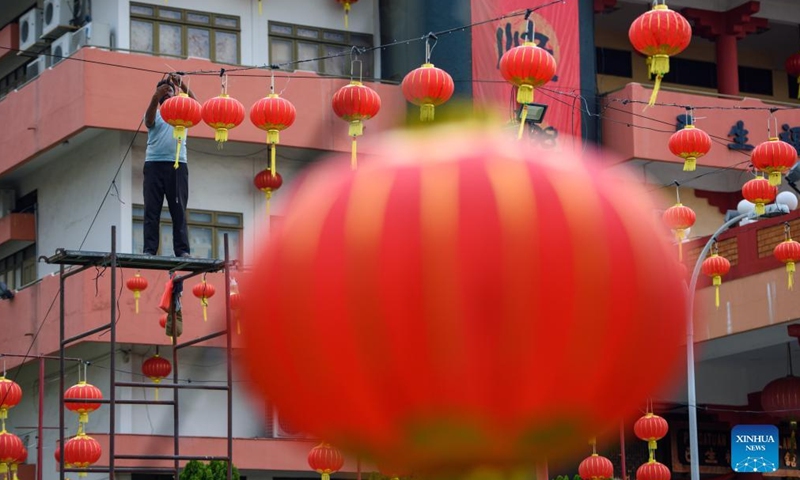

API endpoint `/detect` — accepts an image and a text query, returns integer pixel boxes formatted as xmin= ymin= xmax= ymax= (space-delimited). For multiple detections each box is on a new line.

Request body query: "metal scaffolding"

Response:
xmin=46 ymin=226 xmax=235 ymax=479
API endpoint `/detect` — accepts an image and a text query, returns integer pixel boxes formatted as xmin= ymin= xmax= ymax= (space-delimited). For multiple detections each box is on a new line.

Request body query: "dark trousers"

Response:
xmin=143 ymin=162 xmax=190 ymax=256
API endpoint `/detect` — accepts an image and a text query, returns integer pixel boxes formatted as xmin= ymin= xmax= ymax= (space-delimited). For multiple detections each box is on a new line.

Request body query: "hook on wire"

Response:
xmin=424 ymin=32 xmax=438 ymax=64
xmin=350 ymin=46 xmax=363 ymax=82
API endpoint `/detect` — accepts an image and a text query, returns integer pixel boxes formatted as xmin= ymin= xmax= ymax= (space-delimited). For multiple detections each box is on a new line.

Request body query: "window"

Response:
xmin=0 ymin=64 xmax=31 ymax=98
xmin=269 ymin=22 xmax=373 ymax=77
xmin=662 ymin=58 xmax=717 ymax=89
xmin=132 ymin=205 xmax=242 ymax=260
xmin=0 ymin=245 xmax=36 ymax=291
xmin=595 ymin=47 xmax=632 ymax=78
xmin=130 ymin=3 xmax=240 ymax=64
xmin=739 ymin=66 xmax=773 ymax=96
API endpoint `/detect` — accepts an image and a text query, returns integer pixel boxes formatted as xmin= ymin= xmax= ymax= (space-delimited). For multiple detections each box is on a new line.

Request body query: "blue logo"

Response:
xmin=731 ymin=425 xmax=779 ymax=472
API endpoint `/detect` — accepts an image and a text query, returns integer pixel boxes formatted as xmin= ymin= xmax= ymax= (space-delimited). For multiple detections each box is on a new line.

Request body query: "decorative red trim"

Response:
xmin=682 ymin=2 xmax=768 ymax=41
xmin=694 ymin=189 xmax=741 ymax=215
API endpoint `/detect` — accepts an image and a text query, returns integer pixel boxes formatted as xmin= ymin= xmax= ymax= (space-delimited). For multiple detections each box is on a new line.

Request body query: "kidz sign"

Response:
xmin=731 ymin=425 xmax=779 ymax=472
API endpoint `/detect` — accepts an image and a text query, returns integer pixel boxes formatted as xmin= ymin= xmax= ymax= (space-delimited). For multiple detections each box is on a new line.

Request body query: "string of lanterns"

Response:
xmin=0 ymin=375 xmax=23 ymax=479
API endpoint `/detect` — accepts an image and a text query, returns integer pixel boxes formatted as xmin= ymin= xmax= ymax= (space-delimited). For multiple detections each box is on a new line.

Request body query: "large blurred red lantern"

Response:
xmin=240 ymin=124 xmax=687 ymax=471
xmin=774 ymin=225 xmax=800 ymax=289
xmin=787 ymin=53 xmax=800 ymax=100
xmin=63 ymin=433 xmax=102 ymax=478
xmin=142 ymin=353 xmax=172 ymax=400
xmin=668 ymin=125 xmax=711 ymax=172
xmin=125 ymin=271 xmax=148 ymax=314
xmin=250 ymin=94 xmax=296 ymax=177
xmin=0 ymin=431 xmax=24 ymax=478
xmin=628 ymin=3 xmax=691 ymax=105
xmin=701 ymin=253 xmax=731 ymax=308
xmin=742 ymin=176 xmax=777 ymax=216
xmin=159 ymin=93 xmax=203 ymax=169
xmin=751 ymin=138 xmax=798 ymax=187
xmin=0 ymin=377 xmax=22 ymax=424
xmin=202 ymin=93 xmax=245 ymax=146
xmin=636 ymin=461 xmax=671 ymax=480
xmin=308 ymin=442 xmax=345 ymax=480
xmin=192 ymin=279 xmax=217 ymax=322
xmin=401 ymin=63 xmax=455 ymax=122
xmin=578 ymin=453 xmax=614 ymax=480
xmin=336 ymin=0 xmax=358 ymax=29
xmin=662 ymin=203 xmax=695 ymax=261
xmin=64 ymin=382 xmax=103 ymax=432
xmin=332 ymin=81 xmax=381 ymax=169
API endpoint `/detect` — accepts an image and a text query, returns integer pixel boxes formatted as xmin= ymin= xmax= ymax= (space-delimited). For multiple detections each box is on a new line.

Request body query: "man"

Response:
xmin=143 ymin=73 xmax=197 ymax=257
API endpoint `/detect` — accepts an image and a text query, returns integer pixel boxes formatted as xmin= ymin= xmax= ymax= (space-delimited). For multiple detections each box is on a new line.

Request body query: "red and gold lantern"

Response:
xmin=159 ymin=93 xmax=203 ymax=169
xmin=250 ymin=94 xmax=296 ymax=176
xmin=142 ymin=353 xmax=172 ymax=401
xmin=0 ymin=431 xmax=23 ymax=479
xmin=701 ymin=253 xmax=731 ymax=308
xmin=125 ymin=271 xmax=148 ymax=314
xmin=63 ymin=433 xmax=102 ymax=478
xmin=254 ymin=170 xmax=283 ymax=217
xmin=308 ymin=442 xmax=344 ymax=480
xmin=336 ymin=0 xmax=359 ymax=29
xmin=774 ymin=231 xmax=800 ymax=289
xmin=192 ymin=279 xmax=216 ymax=322
xmin=401 ymin=63 xmax=455 ymax=122
xmin=761 ymin=375 xmax=800 ymax=422
xmin=787 ymin=53 xmax=800 ymax=100
xmin=240 ymin=124 xmax=687 ymax=470
xmin=751 ymin=138 xmax=798 ymax=187
xmin=0 ymin=377 xmax=22 ymax=426
xmin=662 ymin=203 xmax=695 ymax=261
xmin=64 ymin=382 xmax=103 ymax=433
xmin=668 ymin=125 xmax=711 ymax=172
xmin=634 ymin=412 xmax=669 ymax=460
xmin=499 ymin=40 xmax=556 ymax=139
xmin=636 ymin=461 xmax=671 ymax=480
xmin=742 ymin=176 xmax=777 ymax=216
xmin=202 ymin=93 xmax=245 ymax=146
xmin=578 ymin=453 xmax=614 ymax=480
xmin=332 ymin=81 xmax=381 ymax=169
xmin=10 ymin=445 xmax=26 ymax=480
xmin=628 ymin=3 xmax=692 ymax=105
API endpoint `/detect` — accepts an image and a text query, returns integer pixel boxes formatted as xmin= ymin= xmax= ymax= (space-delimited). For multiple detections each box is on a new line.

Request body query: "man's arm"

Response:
xmin=146 ymin=83 xmax=173 ymax=129
xmin=170 ymin=74 xmax=197 ymax=101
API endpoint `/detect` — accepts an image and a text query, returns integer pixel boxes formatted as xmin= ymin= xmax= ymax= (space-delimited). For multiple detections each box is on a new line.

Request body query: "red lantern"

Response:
xmin=499 ymin=40 xmax=557 ymax=140
xmin=254 ymin=170 xmax=284 ymax=217
xmin=0 ymin=377 xmax=22 ymax=423
xmin=628 ymin=3 xmax=692 ymax=105
xmin=192 ymin=280 xmax=217 ymax=322
xmin=742 ymin=177 xmax=777 ymax=216
xmin=634 ymin=412 xmax=669 ymax=459
xmin=230 ymin=291 xmax=242 ymax=335
xmin=10 ymin=445 xmax=27 ymax=480
xmin=159 ymin=313 xmax=167 ymax=329
xmin=578 ymin=454 xmax=614 ymax=480
xmin=142 ymin=353 xmax=172 ymax=401
xmin=761 ymin=375 xmax=800 ymax=421
xmin=240 ymin=125 xmax=687 ymax=470
xmin=336 ymin=0 xmax=359 ymax=29
xmin=787 ymin=53 xmax=800 ymax=100
xmin=202 ymin=94 xmax=245 ymax=145
xmin=751 ymin=138 xmax=798 ymax=187
xmin=250 ymin=94 xmax=297 ymax=176
xmin=636 ymin=461 xmax=671 ymax=480
xmin=125 ymin=272 xmax=148 ymax=314
xmin=662 ymin=203 xmax=695 ymax=261
xmin=64 ymin=382 xmax=103 ymax=431
xmin=308 ymin=442 xmax=345 ymax=480
xmin=701 ymin=253 xmax=731 ymax=309
xmin=668 ymin=125 xmax=711 ymax=172
xmin=0 ymin=431 xmax=23 ymax=478
xmin=401 ymin=63 xmax=455 ymax=122
xmin=63 ymin=433 xmax=102 ymax=478
xmin=332 ymin=81 xmax=381 ymax=169
xmin=159 ymin=93 xmax=203 ymax=169
xmin=775 ymin=239 xmax=800 ymax=289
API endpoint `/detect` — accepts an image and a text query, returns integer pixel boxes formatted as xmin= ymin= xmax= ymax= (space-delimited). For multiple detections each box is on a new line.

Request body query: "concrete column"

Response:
xmin=716 ymin=34 xmax=739 ymax=95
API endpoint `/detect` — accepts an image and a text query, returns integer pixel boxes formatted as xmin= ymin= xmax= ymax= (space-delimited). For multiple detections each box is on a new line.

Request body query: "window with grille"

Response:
xmin=0 ymin=245 xmax=36 ymax=291
xmin=130 ymin=3 xmax=240 ymax=64
xmin=269 ymin=21 xmax=373 ymax=77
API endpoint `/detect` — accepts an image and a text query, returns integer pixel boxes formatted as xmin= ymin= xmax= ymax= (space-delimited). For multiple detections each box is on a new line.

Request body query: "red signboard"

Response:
xmin=470 ymin=0 xmax=582 ymax=150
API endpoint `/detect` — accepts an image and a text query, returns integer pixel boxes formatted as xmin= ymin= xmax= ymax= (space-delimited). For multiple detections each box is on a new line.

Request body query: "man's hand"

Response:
xmin=153 ymin=82 xmax=174 ymax=102
xmin=168 ymin=73 xmax=183 ymax=90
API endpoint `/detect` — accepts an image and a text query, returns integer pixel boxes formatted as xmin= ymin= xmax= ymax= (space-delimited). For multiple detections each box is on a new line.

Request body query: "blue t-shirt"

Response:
xmin=145 ymin=110 xmax=187 ymax=163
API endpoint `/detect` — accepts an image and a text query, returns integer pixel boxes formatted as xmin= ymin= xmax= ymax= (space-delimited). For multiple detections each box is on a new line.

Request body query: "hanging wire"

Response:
xmin=673 ymin=181 xmax=682 ymax=203
xmin=767 ymin=108 xmax=779 ymax=139
xmin=424 ymin=33 xmax=438 ymax=64
xmin=350 ymin=47 xmax=363 ymax=83
xmin=270 ymin=68 xmax=276 ymax=94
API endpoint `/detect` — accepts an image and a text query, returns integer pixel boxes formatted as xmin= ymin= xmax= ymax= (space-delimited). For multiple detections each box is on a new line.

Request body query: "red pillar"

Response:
xmin=716 ymin=34 xmax=739 ymax=95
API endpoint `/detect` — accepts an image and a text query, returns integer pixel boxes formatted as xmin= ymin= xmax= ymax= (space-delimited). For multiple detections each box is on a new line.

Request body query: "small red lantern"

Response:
xmin=662 ymin=203 xmax=695 ymax=261
xmin=192 ymin=279 xmax=216 ymax=322
xmin=787 ymin=53 xmax=800 ymax=100
xmin=0 ymin=431 xmax=24 ymax=479
xmin=10 ymin=445 xmax=27 ymax=480
xmin=63 ymin=433 xmax=102 ymax=478
xmin=742 ymin=177 xmax=777 ymax=216
xmin=64 ymin=381 xmax=103 ymax=432
xmin=159 ymin=93 xmax=203 ymax=169
xmin=499 ymin=42 xmax=556 ymax=106
xmin=628 ymin=2 xmax=692 ymax=105
xmin=250 ymin=94 xmax=297 ymax=177
xmin=751 ymin=138 xmax=798 ymax=187
xmin=202 ymin=93 xmax=245 ymax=146
xmin=701 ymin=253 xmax=731 ymax=308
xmin=579 ymin=453 xmax=614 ymax=480
xmin=636 ymin=460 xmax=671 ymax=480
xmin=401 ymin=63 xmax=455 ymax=122
xmin=308 ymin=442 xmax=345 ymax=480
xmin=125 ymin=271 xmax=148 ymax=314
xmin=0 ymin=377 xmax=22 ymax=424
xmin=668 ymin=125 xmax=711 ymax=172
xmin=336 ymin=0 xmax=359 ymax=29
xmin=159 ymin=313 xmax=167 ymax=329
xmin=634 ymin=412 xmax=669 ymax=458
xmin=761 ymin=375 xmax=800 ymax=421
xmin=774 ymin=225 xmax=800 ymax=289
xmin=254 ymin=170 xmax=283 ymax=216
xmin=332 ymin=81 xmax=381 ymax=169
xmin=142 ymin=353 xmax=172 ymax=400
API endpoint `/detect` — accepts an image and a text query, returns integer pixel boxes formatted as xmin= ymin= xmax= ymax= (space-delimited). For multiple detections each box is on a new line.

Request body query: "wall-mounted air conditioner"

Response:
xmin=19 ymin=9 xmax=46 ymax=53
xmin=42 ymin=0 xmax=74 ymax=39
xmin=26 ymin=56 xmax=47 ymax=79
xmin=272 ymin=410 xmax=313 ymax=439
xmin=48 ymin=31 xmax=72 ymax=67
xmin=71 ymin=22 xmax=111 ymax=52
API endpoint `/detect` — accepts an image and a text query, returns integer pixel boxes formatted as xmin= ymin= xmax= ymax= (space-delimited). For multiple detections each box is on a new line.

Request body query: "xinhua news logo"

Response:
xmin=731 ymin=424 xmax=779 ymax=473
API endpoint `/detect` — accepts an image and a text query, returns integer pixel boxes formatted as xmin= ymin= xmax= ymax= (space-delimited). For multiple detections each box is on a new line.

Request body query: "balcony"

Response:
xmin=0 ymin=212 xmax=34 ymax=257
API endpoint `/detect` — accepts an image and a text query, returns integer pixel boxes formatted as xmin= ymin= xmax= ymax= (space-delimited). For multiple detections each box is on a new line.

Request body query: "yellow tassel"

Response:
xmin=713 ymin=276 xmax=722 ymax=308
xmin=648 ymin=55 xmax=670 ymax=106
xmin=133 ymin=290 xmax=140 ymax=314
xmin=516 ymin=84 xmax=534 ymax=105
xmin=755 ymin=202 xmax=766 ymax=215
xmin=173 ymin=140 xmax=181 ymax=170
xmin=155 ymin=386 xmax=159 ymax=401
xmin=202 ymin=298 xmax=208 ymax=322
xmin=649 ymin=439 xmax=658 ymax=452
xmin=215 ymin=128 xmax=227 ymax=143
xmin=268 ymin=129 xmax=280 ymax=145
xmin=343 ymin=2 xmax=350 ymax=29
xmin=797 ymin=77 xmax=800 ymax=100
xmin=420 ymin=103 xmax=435 ymax=121
xmin=351 ymin=137 xmax=358 ymax=170
xmin=265 ymin=190 xmax=272 ymax=218
xmin=270 ymin=144 xmax=277 ymax=176
xmin=648 ymin=75 xmax=662 ymax=107
xmin=683 ymin=156 xmax=696 ymax=171
xmin=769 ymin=171 xmax=782 ymax=187
xmin=789 ymin=262 xmax=796 ymax=290
xmin=79 ymin=412 xmax=89 ymax=425
xmin=646 ymin=56 xmax=653 ymax=78
xmin=323 ymin=474 xmax=331 ymax=480
xmin=349 ymin=120 xmax=363 ymax=137
xmin=258 ymin=0 xmax=262 ymax=15
xmin=517 ymin=106 xmax=528 ymax=140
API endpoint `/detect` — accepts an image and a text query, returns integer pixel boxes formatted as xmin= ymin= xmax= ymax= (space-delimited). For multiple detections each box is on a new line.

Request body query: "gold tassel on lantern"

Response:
xmin=787 ymin=261 xmax=796 ymax=290
xmin=675 ymin=228 xmax=686 ymax=262
xmin=349 ymin=121 xmax=363 ymax=170
xmin=518 ymin=106 xmax=528 ymax=141
xmin=648 ymin=54 xmax=669 ymax=106
xmin=712 ymin=274 xmax=722 ymax=308
xmin=342 ymin=1 xmax=351 ymax=29
xmin=258 ymin=0 xmax=263 ymax=15
xmin=172 ymin=126 xmax=185 ymax=170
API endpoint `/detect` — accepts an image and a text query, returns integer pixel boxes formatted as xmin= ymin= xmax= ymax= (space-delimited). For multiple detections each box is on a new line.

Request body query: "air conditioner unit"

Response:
xmin=272 ymin=410 xmax=312 ymax=439
xmin=0 ymin=190 xmax=16 ymax=217
xmin=19 ymin=8 xmax=46 ymax=52
xmin=71 ymin=22 xmax=111 ymax=52
xmin=26 ymin=56 xmax=47 ymax=79
xmin=48 ymin=31 xmax=72 ymax=67
xmin=42 ymin=0 xmax=75 ymax=39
